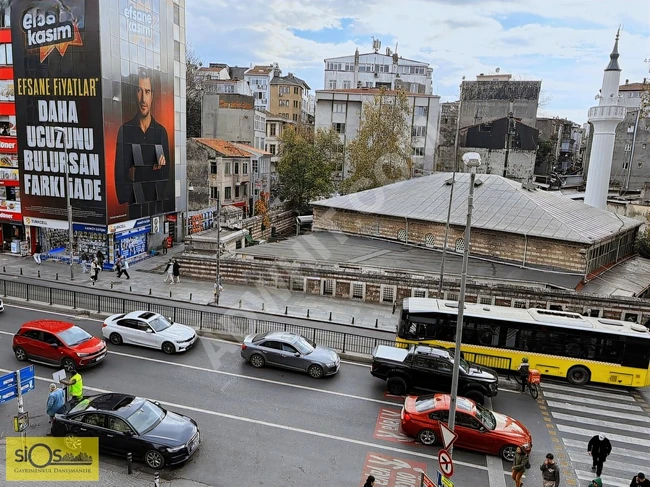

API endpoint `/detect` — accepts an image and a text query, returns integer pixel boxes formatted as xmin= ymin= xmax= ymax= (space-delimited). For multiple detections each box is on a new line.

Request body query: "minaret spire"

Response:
xmin=606 ymin=27 xmax=621 ymax=71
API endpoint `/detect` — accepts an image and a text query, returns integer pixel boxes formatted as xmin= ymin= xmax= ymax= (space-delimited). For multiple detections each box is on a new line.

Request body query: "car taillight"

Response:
xmin=102 ymin=323 xmax=107 ymax=328
xmin=241 ymin=344 xmax=247 ymax=350
xmin=403 ymin=412 xmax=411 ymax=422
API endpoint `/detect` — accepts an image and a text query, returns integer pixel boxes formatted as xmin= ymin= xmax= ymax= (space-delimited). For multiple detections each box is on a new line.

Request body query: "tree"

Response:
xmin=637 ymin=227 xmax=650 ymax=259
xmin=535 ymin=139 xmax=557 ymax=174
xmin=277 ymin=126 xmax=340 ymax=214
xmin=343 ymin=89 xmax=413 ymax=194
xmin=186 ymin=46 xmax=203 ymax=138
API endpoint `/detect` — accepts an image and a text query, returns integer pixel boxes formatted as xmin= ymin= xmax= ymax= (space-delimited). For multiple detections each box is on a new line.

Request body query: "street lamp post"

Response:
xmin=447 ymin=152 xmax=481 ymax=455
xmin=214 ymin=189 xmax=222 ymax=305
xmin=54 ymin=127 xmax=74 ymax=281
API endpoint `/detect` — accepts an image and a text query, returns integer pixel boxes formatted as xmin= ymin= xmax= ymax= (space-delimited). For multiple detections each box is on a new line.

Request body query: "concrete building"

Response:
xmin=310 ymin=173 xmax=641 ymax=275
xmin=435 ymin=102 xmax=459 ymax=171
xmin=270 ymin=73 xmax=311 ymax=124
xmin=187 ymin=139 xmax=253 ymax=214
xmin=324 ymin=40 xmax=433 ymax=94
xmin=264 ymin=112 xmax=297 ymax=188
xmin=203 ymin=78 xmax=253 ymax=96
xmin=584 ymin=31 xmax=627 ymax=210
xmin=244 ymin=64 xmax=277 ymax=111
xmin=231 ymin=143 xmax=272 ymax=207
xmin=197 ymin=63 xmax=231 ymax=80
xmin=315 ymin=88 xmax=441 ymax=178
xmin=200 ymin=93 xmax=265 ymax=151
xmin=536 ymin=117 xmax=584 ymax=170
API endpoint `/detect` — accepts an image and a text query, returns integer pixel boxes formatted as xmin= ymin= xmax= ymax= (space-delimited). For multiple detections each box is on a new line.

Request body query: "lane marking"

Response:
xmin=545 ymin=401 xmax=650 ymax=422
xmin=540 ymin=382 xmax=635 ymax=401
xmin=552 ymin=412 xmax=650 ymax=433
xmin=566 ymin=451 xmax=649 ymax=474
xmin=574 ymin=470 xmax=631 ymax=487
xmin=0 ymin=368 xmax=489 ymax=471
xmin=486 ymin=453 xmax=507 ymax=487
xmin=555 ymin=424 xmax=650 ymax=447
xmin=562 ymin=439 xmax=649 ymax=462
xmin=543 ymin=392 xmax=642 ymax=411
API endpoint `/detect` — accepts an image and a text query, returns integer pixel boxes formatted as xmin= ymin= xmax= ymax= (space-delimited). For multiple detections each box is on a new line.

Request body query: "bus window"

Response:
xmin=622 ymin=340 xmax=650 ymax=368
xmin=593 ymin=337 xmax=624 ymax=363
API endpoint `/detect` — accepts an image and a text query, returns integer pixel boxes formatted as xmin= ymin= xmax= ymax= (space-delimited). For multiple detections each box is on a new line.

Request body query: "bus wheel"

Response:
xmin=567 ymin=365 xmax=590 ymax=386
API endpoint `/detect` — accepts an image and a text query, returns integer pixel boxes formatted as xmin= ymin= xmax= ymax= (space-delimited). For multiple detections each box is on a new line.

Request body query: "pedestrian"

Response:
xmin=518 ymin=357 xmax=530 ymax=393
xmin=173 ymin=258 xmax=181 ymax=283
xmin=512 ymin=445 xmax=530 ymax=487
xmin=46 ymin=383 xmax=65 ymax=423
xmin=115 ymin=253 xmax=122 ymax=275
xmin=363 ymin=476 xmax=375 ymax=487
xmin=588 ymin=433 xmax=612 ymax=477
xmin=118 ymin=257 xmax=130 ymax=279
xmin=162 ymin=237 xmax=168 ymax=255
xmin=540 ymin=453 xmax=560 ymax=487
xmin=90 ymin=258 xmax=99 ymax=281
xmin=81 ymin=251 xmax=89 ymax=273
xmin=33 ymin=242 xmax=42 ymax=264
xmin=590 ymin=479 xmax=603 ymax=487
xmin=163 ymin=259 xmax=173 ymax=283
xmin=631 ymin=473 xmax=650 ymax=487
xmin=96 ymin=249 xmax=104 ymax=270
xmin=59 ymin=367 xmax=83 ymax=404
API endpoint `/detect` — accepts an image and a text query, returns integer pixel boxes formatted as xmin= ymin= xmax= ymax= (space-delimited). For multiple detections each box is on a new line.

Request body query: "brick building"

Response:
xmin=311 ymin=172 xmax=641 ymax=274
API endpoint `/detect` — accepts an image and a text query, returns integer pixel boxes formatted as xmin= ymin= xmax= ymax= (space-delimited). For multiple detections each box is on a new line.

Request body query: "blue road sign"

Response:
xmin=0 ymin=366 xmax=35 ymax=405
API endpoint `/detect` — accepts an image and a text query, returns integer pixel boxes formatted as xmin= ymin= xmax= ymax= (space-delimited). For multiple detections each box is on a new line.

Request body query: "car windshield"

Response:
xmin=57 ymin=326 xmax=93 ymax=347
xmin=127 ymin=401 xmax=165 ymax=434
xmin=475 ymin=403 xmax=497 ymax=430
xmin=447 ymin=350 xmax=470 ymax=372
xmin=294 ymin=336 xmax=315 ymax=355
xmin=149 ymin=316 xmax=172 ymax=333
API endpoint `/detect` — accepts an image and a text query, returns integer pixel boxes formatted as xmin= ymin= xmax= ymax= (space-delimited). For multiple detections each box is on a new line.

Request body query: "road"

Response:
xmin=0 ymin=304 xmax=648 ymax=487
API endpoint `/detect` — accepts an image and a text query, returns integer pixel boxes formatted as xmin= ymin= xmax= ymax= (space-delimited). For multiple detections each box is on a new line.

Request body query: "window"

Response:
xmin=0 ymin=43 xmax=12 ymax=65
xmin=234 ymin=162 xmax=239 ymax=175
xmin=210 ymin=187 xmax=219 ymax=199
xmin=343 ymin=80 xmax=352 ymax=89
xmin=412 ymin=147 xmax=425 ymax=156
xmin=294 ymin=87 xmax=299 ymax=95
xmin=624 ymin=144 xmax=632 ymax=151
xmin=282 ymin=343 xmax=298 ymax=353
xmin=173 ymin=4 xmax=180 ymax=25
xmin=329 ymin=80 xmax=337 ymax=89
xmin=344 ymin=63 xmax=354 ymax=71
xmin=224 ymin=162 xmax=231 ymax=175
xmin=293 ymin=113 xmax=298 ymax=121
xmin=623 ymin=162 xmax=629 ymax=169
xmin=364 ymin=81 xmax=373 ymax=88
xmin=412 ymin=126 xmax=426 ymax=137
xmin=333 ymin=102 xmax=346 ymax=113
xmin=107 ymin=417 xmax=132 ymax=433
xmin=293 ymin=100 xmax=299 ymax=108
xmin=253 ymin=160 xmax=259 ymax=173
xmin=326 ymin=62 xmax=342 ymax=71
xmin=174 ymin=40 xmax=180 ymax=62
xmin=379 ymin=64 xmax=390 ymax=73
xmin=235 ymin=186 xmax=240 ymax=198
xmin=627 ymin=125 xmax=635 ymax=133
xmin=0 ymin=7 xmax=9 ymax=27
xmin=42 ymin=332 xmax=62 ymax=346
xmin=261 ymin=340 xmax=283 ymax=350
xmin=268 ymin=145 xmax=276 ymax=155
xmin=279 ymin=99 xmax=289 ymax=107
xmin=210 ymin=160 xmax=217 ymax=174
xmin=224 ymin=187 xmax=232 ymax=199
xmin=455 ymin=413 xmax=482 ymax=429
xmin=279 ymin=86 xmax=290 ymax=94
xmin=243 ymin=162 xmax=248 ymax=175
xmin=126 ymin=402 xmax=164 ymax=435
xmin=81 ymin=414 xmax=105 ymax=427
xmin=414 ymin=106 xmax=427 ymax=117
xmin=243 ymin=185 xmax=247 ymax=197
xmin=333 ymin=123 xmax=345 ymax=134
xmin=269 ymin=124 xmax=276 ymax=136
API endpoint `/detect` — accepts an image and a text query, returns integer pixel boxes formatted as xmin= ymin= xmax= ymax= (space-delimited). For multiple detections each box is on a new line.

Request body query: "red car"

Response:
xmin=13 ymin=320 xmax=107 ymax=372
xmin=400 ymin=394 xmax=532 ymax=461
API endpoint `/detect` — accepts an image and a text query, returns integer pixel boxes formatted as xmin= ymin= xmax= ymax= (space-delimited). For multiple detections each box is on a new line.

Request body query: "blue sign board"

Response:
xmin=0 ymin=366 xmax=35 ymax=405
xmin=73 ymin=223 xmax=107 ymax=234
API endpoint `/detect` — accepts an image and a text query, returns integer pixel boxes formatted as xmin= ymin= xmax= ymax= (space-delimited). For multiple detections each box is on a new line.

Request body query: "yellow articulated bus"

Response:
xmin=396 ymin=298 xmax=650 ymax=388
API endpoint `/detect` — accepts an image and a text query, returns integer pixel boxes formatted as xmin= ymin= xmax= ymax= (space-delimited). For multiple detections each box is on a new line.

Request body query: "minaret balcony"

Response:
xmin=588 ymin=105 xmax=626 ymax=122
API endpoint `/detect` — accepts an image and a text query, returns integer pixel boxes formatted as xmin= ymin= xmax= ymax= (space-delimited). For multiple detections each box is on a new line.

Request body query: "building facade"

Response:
xmin=315 ymin=88 xmax=441 ymax=178
xmin=537 ymin=117 xmax=584 ymax=170
xmin=270 ymin=73 xmax=311 ymax=124
xmin=324 ymin=41 xmax=432 ymax=94
xmin=232 ymin=143 xmax=272 ymax=208
xmin=264 ymin=112 xmax=297 ymax=189
xmin=244 ymin=64 xmax=277 ymax=111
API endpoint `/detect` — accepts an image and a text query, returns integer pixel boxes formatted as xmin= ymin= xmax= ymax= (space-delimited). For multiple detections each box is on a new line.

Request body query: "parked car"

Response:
xmin=102 ymin=311 xmax=197 ymax=354
xmin=400 ymin=394 xmax=532 ymax=461
xmin=371 ymin=344 xmax=498 ymax=405
xmin=51 ymin=393 xmax=200 ymax=469
xmin=241 ymin=331 xmax=340 ymax=378
xmin=13 ymin=320 xmax=107 ymax=371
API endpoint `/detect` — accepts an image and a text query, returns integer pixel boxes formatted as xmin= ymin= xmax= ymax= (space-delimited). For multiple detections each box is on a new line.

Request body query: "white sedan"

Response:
xmin=102 ymin=311 xmax=198 ymax=354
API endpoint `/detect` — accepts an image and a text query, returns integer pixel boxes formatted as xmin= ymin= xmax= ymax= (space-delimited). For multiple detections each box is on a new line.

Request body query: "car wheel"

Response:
xmin=307 ymin=364 xmax=324 ymax=379
xmin=144 ymin=450 xmax=165 ymax=469
xmin=14 ymin=347 xmax=27 ymax=362
xmin=61 ymin=358 xmax=76 ymax=372
xmin=567 ymin=365 xmax=590 ymax=386
xmin=64 ymin=434 xmax=82 ymax=450
xmin=500 ymin=444 xmax=518 ymax=462
xmin=464 ymin=390 xmax=485 ymax=406
xmin=386 ymin=376 xmax=408 ymax=396
xmin=109 ymin=333 xmax=123 ymax=346
xmin=417 ymin=429 xmax=437 ymax=446
xmin=249 ymin=354 xmax=265 ymax=368
xmin=162 ymin=342 xmax=176 ymax=355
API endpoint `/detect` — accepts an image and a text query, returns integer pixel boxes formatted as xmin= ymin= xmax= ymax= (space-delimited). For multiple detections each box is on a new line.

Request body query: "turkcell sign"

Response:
xmin=0 ymin=365 xmax=35 ymax=405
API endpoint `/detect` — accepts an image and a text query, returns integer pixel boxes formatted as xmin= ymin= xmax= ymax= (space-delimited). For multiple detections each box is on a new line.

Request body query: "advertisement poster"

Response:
xmin=103 ymin=0 xmax=175 ymax=224
xmin=11 ymin=0 xmax=107 ymax=225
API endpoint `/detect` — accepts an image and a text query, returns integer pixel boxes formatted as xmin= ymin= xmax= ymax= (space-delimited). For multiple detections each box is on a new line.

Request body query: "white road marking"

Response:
xmin=0 ymin=368 xmax=491 ymax=471
xmin=543 ymin=392 xmax=643 ymax=411
xmin=555 ymin=424 xmax=650 ymax=447
xmin=562 ymin=439 xmax=650 ymax=462
xmin=545 ymin=401 xmax=650 ymax=422
xmin=551 ymin=412 xmax=650 ymax=433
xmin=486 ymin=453 xmax=507 ymax=487
xmin=575 ymin=470 xmax=631 ymax=487
xmin=540 ymin=382 xmax=636 ymax=401
xmin=566 ymin=451 xmax=649 ymax=474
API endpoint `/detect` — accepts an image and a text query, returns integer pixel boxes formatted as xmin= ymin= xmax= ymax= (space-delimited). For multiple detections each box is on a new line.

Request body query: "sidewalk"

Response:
xmin=0 ymin=247 xmax=399 ymax=332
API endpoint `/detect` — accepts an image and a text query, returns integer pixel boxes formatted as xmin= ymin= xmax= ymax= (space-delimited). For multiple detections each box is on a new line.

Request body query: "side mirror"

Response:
xmin=168 ymin=317 xmax=173 ymax=323
xmin=146 ymin=329 xmax=154 ymax=333
xmin=294 ymin=352 xmax=301 ymax=357
xmin=50 ymin=343 xmax=59 ymax=347
xmin=123 ymin=430 xmax=134 ymax=437
xmin=154 ymin=401 xmax=161 ymax=406
xmin=479 ymin=426 xmax=486 ymax=432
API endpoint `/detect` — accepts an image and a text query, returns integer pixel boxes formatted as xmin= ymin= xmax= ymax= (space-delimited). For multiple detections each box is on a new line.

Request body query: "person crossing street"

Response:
xmin=588 ymin=433 xmax=612 ymax=477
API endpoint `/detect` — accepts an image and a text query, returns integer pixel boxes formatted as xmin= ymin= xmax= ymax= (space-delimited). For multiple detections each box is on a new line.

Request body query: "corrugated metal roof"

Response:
xmin=195 ymin=138 xmax=252 ymax=157
xmin=311 ymin=173 xmax=641 ymax=244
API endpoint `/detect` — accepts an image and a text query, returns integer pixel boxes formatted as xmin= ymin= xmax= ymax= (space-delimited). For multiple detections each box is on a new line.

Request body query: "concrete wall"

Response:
xmin=458 ymin=147 xmax=536 ymax=182
xmin=311 ymin=207 xmax=588 ymax=272
xmin=186 ymin=141 xmax=211 ymax=211
xmin=610 ymin=108 xmax=650 ymax=191
xmin=201 ymin=94 xmax=255 ymax=143
xmin=243 ymin=209 xmax=295 ymax=241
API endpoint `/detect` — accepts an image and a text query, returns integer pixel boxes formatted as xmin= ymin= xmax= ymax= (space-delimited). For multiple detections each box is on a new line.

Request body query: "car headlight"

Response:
xmin=166 ymin=445 xmax=184 ymax=453
xmin=77 ymin=352 xmax=90 ymax=357
xmin=326 ymin=362 xmax=336 ymax=367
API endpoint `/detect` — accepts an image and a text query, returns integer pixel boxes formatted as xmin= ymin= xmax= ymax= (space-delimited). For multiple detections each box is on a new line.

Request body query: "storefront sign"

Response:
xmin=0 ymin=136 xmax=17 ymax=153
xmin=23 ymin=217 xmax=68 ymax=229
xmin=73 ymin=223 xmax=107 ymax=234
xmin=107 ymin=217 xmax=150 ymax=234
xmin=115 ymin=231 xmax=147 ymax=259
xmin=0 ymin=211 xmax=23 ymax=222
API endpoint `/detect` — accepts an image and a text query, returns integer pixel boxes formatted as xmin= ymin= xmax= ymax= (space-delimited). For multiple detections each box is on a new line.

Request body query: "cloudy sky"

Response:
xmin=187 ymin=0 xmax=649 ymax=124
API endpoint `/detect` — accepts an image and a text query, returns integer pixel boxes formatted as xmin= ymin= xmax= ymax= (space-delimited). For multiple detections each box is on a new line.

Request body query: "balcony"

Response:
xmin=588 ymin=105 xmax=626 ymax=123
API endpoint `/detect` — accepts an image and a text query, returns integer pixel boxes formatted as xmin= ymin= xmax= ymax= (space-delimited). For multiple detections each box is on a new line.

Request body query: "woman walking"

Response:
xmin=511 ymin=445 xmax=529 ymax=487
xmin=163 ymin=259 xmax=174 ymax=283
xmin=172 ymin=259 xmax=181 ymax=283
xmin=90 ymin=258 xmax=99 ymax=282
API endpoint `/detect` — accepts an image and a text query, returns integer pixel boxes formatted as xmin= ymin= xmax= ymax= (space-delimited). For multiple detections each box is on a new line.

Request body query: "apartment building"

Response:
xmin=244 ymin=64 xmax=277 ymax=111
xmin=270 ymin=73 xmax=311 ymax=124
xmin=263 ymin=112 xmax=297 ymax=189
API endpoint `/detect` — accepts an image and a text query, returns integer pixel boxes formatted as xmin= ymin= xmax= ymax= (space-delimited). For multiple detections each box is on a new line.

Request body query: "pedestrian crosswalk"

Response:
xmin=542 ymin=381 xmax=650 ymax=487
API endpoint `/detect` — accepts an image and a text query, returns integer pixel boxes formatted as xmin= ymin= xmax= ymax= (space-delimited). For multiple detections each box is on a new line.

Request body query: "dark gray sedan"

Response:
xmin=241 ymin=331 xmax=341 ymax=378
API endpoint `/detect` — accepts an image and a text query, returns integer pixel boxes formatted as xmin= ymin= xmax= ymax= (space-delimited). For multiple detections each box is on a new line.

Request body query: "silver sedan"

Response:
xmin=240 ymin=331 xmax=341 ymax=378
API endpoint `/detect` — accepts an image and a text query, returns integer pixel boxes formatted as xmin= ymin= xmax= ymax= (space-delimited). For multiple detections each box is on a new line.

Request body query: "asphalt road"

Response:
xmin=1 ymin=304 xmax=646 ymax=487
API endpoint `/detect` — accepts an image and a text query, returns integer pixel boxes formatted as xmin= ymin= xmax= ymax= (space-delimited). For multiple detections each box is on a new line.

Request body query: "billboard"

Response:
xmin=102 ymin=0 xmax=175 ymax=224
xmin=11 ymin=0 xmax=107 ymax=225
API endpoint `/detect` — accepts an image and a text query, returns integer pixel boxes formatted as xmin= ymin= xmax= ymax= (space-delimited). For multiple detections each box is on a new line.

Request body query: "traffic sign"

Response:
xmin=0 ymin=366 xmax=35 ymax=405
xmin=421 ymin=472 xmax=436 ymax=487
xmin=437 ymin=449 xmax=454 ymax=477
xmin=440 ymin=422 xmax=458 ymax=450
xmin=436 ymin=471 xmax=454 ymax=487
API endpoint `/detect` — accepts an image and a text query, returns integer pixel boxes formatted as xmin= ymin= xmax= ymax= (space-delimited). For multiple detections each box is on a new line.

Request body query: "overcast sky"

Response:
xmin=187 ymin=0 xmax=649 ymax=125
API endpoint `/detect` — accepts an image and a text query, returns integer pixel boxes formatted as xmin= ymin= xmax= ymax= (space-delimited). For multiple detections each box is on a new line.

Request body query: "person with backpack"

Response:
xmin=517 ymin=357 xmax=530 ymax=393
xmin=512 ymin=445 xmax=530 ymax=487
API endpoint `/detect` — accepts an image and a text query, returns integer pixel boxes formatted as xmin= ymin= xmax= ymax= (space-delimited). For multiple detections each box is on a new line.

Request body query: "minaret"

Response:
xmin=584 ymin=30 xmax=627 ymax=209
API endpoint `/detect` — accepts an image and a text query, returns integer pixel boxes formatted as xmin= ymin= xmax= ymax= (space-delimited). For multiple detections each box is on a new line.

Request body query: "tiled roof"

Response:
xmin=619 ymin=83 xmax=649 ymax=91
xmin=195 ymin=138 xmax=252 ymax=157
xmin=316 ymin=88 xmax=439 ymax=98
xmin=246 ymin=65 xmax=274 ymax=75
xmin=270 ymin=74 xmax=310 ymax=90
xmin=311 ymin=173 xmax=642 ymax=244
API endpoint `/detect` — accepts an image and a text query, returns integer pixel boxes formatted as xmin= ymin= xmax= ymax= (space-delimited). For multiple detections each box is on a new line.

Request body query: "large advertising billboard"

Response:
xmin=103 ymin=0 xmax=175 ymax=224
xmin=11 ymin=0 xmax=107 ymax=225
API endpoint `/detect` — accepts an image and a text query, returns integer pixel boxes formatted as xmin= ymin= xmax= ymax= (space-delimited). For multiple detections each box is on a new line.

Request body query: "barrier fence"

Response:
xmin=0 ymin=279 xmax=395 ymax=356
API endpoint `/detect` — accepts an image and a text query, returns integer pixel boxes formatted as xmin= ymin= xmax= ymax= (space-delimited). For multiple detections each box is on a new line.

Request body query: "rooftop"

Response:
xmin=271 ymin=74 xmax=311 ymax=90
xmin=231 ymin=142 xmax=272 ymax=156
xmin=619 ymin=82 xmax=648 ymax=91
xmin=324 ymin=52 xmax=430 ymax=66
xmin=316 ymin=88 xmax=439 ymax=98
xmin=311 ymin=173 xmax=641 ymax=244
xmin=246 ymin=65 xmax=274 ymax=75
xmin=194 ymin=138 xmax=252 ymax=158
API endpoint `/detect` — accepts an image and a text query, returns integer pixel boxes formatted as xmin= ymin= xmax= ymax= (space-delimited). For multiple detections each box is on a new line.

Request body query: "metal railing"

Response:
xmin=0 ymin=279 xmax=395 ymax=356
xmin=462 ymin=351 xmax=513 ymax=378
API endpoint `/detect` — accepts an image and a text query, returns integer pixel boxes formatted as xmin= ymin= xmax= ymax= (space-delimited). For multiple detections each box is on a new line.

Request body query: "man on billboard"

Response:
xmin=115 ymin=67 xmax=171 ymax=219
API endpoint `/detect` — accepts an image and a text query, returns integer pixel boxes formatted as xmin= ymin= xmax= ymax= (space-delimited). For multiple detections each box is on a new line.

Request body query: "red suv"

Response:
xmin=13 ymin=320 xmax=107 ymax=372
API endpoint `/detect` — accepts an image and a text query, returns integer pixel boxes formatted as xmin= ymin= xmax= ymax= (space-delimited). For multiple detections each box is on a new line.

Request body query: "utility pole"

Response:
xmin=214 ymin=189 xmax=222 ymax=305
xmin=55 ymin=127 xmax=74 ymax=281
xmin=503 ymin=101 xmax=514 ymax=178
xmin=438 ymin=78 xmax=464 ymax=298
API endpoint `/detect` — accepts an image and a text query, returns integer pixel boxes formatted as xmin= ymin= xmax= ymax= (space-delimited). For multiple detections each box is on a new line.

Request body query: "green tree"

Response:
xmin=535 ymin=139 xmax=557 ymax=174
xmin=186 ymin=47 xmax=204 ymax=138
xmin=343 ymin=89 xmax=412 ymax=194
xmin=277 ymin=126 xmax=340 ymax=213
xmin=637 ymin=227 xmax=650 ymax=259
